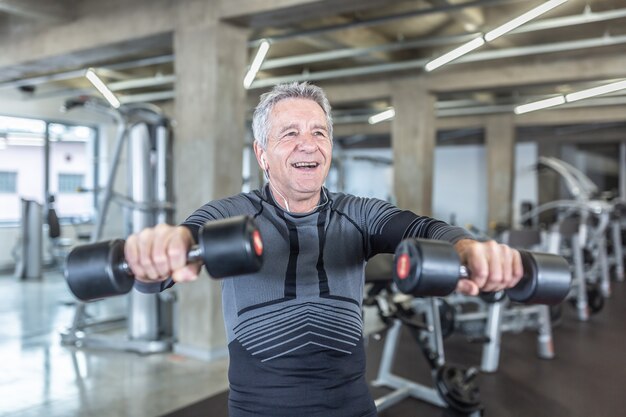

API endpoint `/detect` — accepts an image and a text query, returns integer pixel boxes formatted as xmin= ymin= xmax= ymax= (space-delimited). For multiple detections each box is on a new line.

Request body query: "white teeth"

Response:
xmin=292 ymin=162 xmax=319 ymax=168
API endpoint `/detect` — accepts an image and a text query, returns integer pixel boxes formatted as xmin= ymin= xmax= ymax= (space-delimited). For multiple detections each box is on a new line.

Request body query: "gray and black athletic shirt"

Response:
xmin=136 ymin=185 xmax=472 ymax=417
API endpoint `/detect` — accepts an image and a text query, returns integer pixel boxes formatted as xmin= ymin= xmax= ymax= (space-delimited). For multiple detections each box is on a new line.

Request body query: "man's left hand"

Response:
xmin=453 ymin=239 xmax=524 ymax=296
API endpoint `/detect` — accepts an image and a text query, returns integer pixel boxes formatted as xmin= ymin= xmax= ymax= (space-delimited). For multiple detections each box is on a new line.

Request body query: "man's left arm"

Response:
xmin=362 ymin=199 xmax=523 ymax=295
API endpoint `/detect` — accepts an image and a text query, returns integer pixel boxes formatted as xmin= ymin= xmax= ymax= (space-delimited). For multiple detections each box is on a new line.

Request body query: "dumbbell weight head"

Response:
xmin=199 ymin=215 xmax=264 ymax=278
xmin=65 ymin=239 xmax=132 ymax=301
xmin=393 ymin=238 xmax=460 ymax=297
xmin=505 ymin=250 xmax=571 ymax=305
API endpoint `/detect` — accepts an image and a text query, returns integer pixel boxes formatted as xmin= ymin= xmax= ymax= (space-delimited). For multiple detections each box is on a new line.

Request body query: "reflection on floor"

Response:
xmin=0 ymin=271 xmax=228 ymax=417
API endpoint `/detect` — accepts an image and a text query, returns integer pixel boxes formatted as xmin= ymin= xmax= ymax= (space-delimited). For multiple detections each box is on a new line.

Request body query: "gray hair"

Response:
xmin=252 ymin=82 xmax=333 ymax=149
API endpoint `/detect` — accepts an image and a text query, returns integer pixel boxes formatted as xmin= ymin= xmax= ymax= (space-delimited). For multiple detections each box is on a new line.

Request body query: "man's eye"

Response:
xmin=284 ymin=131 xmax=297 ymax=137
xmin=314 ymin=131 xmax=327 ymax=138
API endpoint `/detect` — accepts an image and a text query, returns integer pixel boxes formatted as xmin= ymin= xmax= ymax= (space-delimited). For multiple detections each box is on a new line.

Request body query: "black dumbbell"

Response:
xmin=393 ymin=238 xmax=571 ymax=305
xmin=65 ymin=215 xmax=264 ymax=301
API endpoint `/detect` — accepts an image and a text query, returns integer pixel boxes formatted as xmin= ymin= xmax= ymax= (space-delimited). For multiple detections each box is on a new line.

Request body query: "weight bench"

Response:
xmin=364 ymin=255 xmax=484 ymax=416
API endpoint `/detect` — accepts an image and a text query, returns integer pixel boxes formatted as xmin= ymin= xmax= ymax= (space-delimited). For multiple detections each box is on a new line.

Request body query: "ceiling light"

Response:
xmin=485 ymin=0 xmax=569 ymax=42
xmin=514 ymin=78 xmax=626 ymax=114
xmin=565 ymin=79 xmax=626 ymax=102
xmin=424 ymin=1 xmax=569 ymax=72
xmin=85 ymin=68 xmax=121 ymax=108
xmin=243 ymin=39 xmax=271 ymax=89
xmin=425 ymin=36 xmax=485 ymax=72
xmin=514 ymin=96 xmax=565 ymax=114
xmin=368 ymin=108 xmax=395 ymax=124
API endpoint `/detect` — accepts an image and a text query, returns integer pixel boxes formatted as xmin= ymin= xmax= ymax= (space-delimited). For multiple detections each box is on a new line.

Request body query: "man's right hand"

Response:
xmin=124 ymin=224 xmax=201 ymax=284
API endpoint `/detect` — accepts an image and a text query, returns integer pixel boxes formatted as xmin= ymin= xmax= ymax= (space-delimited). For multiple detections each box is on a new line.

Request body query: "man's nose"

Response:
xmin=296 ymin=133 xmax=318 ymax=151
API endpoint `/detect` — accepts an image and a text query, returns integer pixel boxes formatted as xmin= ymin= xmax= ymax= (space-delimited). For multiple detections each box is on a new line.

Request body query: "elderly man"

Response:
xmin=127 ymin=82 xmax=522 ymax=417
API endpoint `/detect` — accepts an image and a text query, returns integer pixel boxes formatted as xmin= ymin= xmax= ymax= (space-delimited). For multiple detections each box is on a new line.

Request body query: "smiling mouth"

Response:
xmin=291 ymin=162 xmax=320 ymax=169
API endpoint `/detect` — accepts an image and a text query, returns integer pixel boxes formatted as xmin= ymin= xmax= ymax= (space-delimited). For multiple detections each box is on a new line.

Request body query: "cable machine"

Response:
xmin=60 ymin=96 xmax=175 ymax=354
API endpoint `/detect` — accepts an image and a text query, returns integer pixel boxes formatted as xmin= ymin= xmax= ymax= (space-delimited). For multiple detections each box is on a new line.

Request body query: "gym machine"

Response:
xmin=518 ymin=156 xmax=626 ymax=321
xmin=521 ymin=199 xmax=613 ymax=320
xmin=370 ymin=238 xmax=571 ymax=416
xmin=371 ymin=293 xmax=483 ymax=416
xmin=13 ymin=198 xmax=43 ymax=280
xmin=607 ymin=201 xmax=625 ymax=284
xmin=59 ymin=96 xmax=177 ymax=354
xmin=536 ymin=156 xmax=623 ymax=295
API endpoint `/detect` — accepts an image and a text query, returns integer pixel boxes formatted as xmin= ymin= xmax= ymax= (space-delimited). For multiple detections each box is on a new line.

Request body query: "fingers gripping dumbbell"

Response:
xmin=393 ymin=238 xmax=572 ymax=305
xmin=65 ymin=215 xmax=264 ymax=301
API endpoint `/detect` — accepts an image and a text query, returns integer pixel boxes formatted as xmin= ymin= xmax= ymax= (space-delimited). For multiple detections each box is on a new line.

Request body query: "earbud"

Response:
xmin=261 ymin=156 xmax=268 ymax=171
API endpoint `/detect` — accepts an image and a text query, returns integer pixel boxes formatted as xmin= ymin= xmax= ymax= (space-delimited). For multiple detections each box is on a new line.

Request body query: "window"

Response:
xmin=49 ymin=123 xmax=97 ymax=219
xmin=0 ymin=171 xmax=17 ymax=193
xmin=58 ymin=173 xmax=84 ymax=193
xmin=0 ymin=115 xmax=97 ymax=223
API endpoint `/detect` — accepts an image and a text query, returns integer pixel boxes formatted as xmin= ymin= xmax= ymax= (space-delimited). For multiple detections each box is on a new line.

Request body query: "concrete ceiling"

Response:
xmin=0 ymin=0 xmax=76 ymax=23
xmin=0 ymin=0 xmax=625 ymax=135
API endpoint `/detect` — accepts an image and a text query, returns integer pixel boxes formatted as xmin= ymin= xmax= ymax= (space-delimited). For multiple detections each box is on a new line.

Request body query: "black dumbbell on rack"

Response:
xmin=393 ymin=238 xmax=572 ymax=304
xmin=65 ymin=215 xmax=264 ymax=301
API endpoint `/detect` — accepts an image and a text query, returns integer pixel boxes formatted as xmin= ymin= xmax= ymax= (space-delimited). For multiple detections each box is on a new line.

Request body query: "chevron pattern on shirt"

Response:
xmin=233 ymin=301 xmax=363 ymax=362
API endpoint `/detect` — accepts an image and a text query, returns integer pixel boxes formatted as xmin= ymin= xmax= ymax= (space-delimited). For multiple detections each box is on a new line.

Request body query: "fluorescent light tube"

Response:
xmin=425 ymin=37 xmax=485 ymax=72
xmin=565 ymin=79 xmax=626 ymax=102
xmin=243 ymin=39 xmax=271 ymax=89
xmin=485 ymin=0 xmax=569 ymax=42
xmin=85 ymin=68 xmax=121 ymax=109
xmin=368 ymin=108 xmax=395 ymax=124
xmin=514 ymin=96 xmax=565 ymax=114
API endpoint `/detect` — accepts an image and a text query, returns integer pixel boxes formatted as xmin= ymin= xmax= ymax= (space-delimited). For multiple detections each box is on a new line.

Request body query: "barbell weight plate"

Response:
xmin=435 ymin=365 xmax=482 ymax=414
xmin=65 ymin=239 xmax=133 ymax=301
xmin=505 ymin=250 xmax=572 ymax=305
xmin=393 ymin=238 xmax=460 ymax=297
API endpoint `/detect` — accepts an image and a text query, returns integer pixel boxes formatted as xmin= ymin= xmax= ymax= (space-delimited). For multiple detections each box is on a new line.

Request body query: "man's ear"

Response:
xmin=253 ymin=141 xmax=266 ymax=170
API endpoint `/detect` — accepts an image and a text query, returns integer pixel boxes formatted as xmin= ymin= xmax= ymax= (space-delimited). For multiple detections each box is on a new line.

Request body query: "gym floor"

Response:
xmin=0 ymin=271 xmax=230 ymax=417
xmin=2 ymin=269 xmax=626 ymax=417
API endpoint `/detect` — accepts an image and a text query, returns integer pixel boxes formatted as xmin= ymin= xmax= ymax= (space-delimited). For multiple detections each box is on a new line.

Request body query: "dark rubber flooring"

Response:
xmin=162 ymin=281 xmax=626 ymax=417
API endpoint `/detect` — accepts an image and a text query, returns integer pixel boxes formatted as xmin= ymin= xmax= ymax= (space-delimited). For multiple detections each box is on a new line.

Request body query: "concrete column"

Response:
xmin=391 ymin=78 xmax=436 ymax=215
xmin=485 ymin=114 xmax=515 ymax=231
xmin=172 ymin=11 xmax=248 ymax=360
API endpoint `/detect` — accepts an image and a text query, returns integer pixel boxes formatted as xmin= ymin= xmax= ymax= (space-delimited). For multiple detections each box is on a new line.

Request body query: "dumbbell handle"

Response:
xmin=458 ymin=261 xmax=539 ymax=301
xmin=459 ymin=265 xmax=522 ymax=282
xmin=459 ymin=265 xmax=513 ymax=302
xmin=459 ymin=265 xmax=469 ymax=279
xmin=118 ymin=245 xmax=204 ymax=276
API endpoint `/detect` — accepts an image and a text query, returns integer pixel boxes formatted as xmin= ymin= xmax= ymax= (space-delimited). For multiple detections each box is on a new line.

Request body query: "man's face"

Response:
xmin=255 ymin=98 xmax=332 ymax=201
